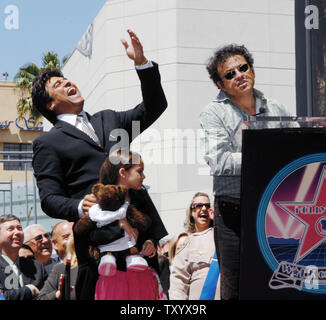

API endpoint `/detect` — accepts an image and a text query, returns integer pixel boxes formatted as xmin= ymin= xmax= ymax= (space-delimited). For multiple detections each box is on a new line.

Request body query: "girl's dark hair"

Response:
xmin=206 ymin=44 xmax=254 ymax=86
xmin=99 ymin=150 xmax=141 ymax=185
xmin=32 ymin=68 xmax=64 ymax=124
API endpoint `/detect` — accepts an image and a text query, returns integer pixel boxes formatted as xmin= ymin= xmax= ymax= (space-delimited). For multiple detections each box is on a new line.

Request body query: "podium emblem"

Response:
xmin=257 ymin=153 xmax=326 ymax=294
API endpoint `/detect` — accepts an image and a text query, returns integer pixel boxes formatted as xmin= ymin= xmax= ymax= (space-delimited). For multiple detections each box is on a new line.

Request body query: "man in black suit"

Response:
xmin=32 ymin=29 xmax=167 ymax=223
xmin=0 ymin=215 xmax=47 ymax=300
xmin=31 ymin=30 xmax=168 ymax=299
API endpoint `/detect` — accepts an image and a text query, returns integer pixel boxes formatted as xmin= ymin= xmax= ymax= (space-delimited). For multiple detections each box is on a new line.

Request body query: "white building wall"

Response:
xmin=61 ymin=0 xmax=296 ymax=238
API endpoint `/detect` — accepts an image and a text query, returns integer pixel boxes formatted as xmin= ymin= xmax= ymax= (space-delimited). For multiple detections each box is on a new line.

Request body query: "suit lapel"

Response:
xmin=88 ymin=112 xmax=104 ymax=146
xmin=0 ymin=255 xmax=23 ymax=287
xmin=0 ymin=255 xmax=8 ymax=272
xmin=55 ymin=119 xmax=101 ymax=148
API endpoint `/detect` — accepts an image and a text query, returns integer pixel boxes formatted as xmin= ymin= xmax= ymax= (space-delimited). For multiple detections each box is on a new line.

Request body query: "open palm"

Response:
xmin=121 ymin=29 xmax=146 ymax=65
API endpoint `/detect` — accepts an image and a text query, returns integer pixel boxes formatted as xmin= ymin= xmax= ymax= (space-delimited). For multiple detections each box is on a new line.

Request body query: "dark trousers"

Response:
xmin=214 ymin=196 xmax=241 ymax=300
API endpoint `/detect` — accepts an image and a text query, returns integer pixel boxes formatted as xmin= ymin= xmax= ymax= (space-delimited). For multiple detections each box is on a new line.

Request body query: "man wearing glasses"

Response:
xmin=24 ymin=224 xmax=57 ymax=274
xmin=200 ymin=44 xmax=293 ymax=300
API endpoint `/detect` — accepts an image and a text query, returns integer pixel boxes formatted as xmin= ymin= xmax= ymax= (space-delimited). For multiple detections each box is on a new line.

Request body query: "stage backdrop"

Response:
xmin=240 ymin=127 xmax=326 ymax=299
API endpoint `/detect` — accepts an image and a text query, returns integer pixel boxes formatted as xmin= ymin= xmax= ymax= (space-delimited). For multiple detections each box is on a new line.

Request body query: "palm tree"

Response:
xmin=14 ymin=51 xmax=62 ymax=125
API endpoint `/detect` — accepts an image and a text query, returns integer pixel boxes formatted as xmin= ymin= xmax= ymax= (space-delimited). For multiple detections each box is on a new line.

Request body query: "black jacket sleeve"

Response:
xmin=116 ymin=62 xmax=168 ymax=140
xmin=33 ymin=138 xmax=81 ymax=222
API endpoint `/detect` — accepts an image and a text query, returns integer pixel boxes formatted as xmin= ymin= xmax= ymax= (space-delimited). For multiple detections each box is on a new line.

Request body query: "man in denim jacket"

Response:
xmin=200 ymin=44 xmax=294 ymax=300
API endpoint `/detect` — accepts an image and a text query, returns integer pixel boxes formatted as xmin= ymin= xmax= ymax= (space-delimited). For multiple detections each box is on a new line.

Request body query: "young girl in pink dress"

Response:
xmin=91 ymin=150 xmax=167 ymax=300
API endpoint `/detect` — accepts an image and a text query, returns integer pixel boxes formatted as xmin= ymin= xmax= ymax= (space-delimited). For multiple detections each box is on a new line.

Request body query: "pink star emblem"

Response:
xmin=277 ymin=166 xmax=326 ymax=263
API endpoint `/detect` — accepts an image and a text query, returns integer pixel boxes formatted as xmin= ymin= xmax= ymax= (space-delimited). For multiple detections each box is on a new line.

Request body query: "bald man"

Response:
xmin=51 ymin=221 xmax=73 ymax=261
xmin=24 ymin=224 xmax=57 ymax=274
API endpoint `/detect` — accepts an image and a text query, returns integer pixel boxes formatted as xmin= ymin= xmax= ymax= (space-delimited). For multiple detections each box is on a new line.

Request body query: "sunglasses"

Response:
xmin=26 ymin=232 xmax=51 ymax=243
xmin=191 ymin=203 xmax=211 ymax=210
xmin=223 ymin=63 xmax=249 ymax=80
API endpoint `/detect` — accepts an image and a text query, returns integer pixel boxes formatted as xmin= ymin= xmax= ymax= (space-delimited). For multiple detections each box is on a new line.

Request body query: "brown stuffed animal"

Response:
xmin=75 ymin=183 xmax=151 ymax=275
xmin=93 ymin=183 xmax=150 ymax=232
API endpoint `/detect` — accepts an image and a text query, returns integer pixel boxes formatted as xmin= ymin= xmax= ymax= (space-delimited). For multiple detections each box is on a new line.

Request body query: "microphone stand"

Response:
xmin=61 ymin=258 xmax=71 ymax=300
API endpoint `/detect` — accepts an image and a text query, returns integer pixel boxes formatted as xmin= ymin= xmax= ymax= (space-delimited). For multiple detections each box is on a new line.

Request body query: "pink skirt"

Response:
xmin=95 ymin=268 xmax=164 ymax=300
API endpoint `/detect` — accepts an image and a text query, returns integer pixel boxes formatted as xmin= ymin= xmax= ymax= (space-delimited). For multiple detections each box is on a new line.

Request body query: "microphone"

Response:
xmin=253 ymin=107 xmax=266 ymax=116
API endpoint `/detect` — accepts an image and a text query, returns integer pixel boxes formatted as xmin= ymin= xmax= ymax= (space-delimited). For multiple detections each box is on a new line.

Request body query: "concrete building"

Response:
xmin=50 ymin=0 xmax=297 ymax=237
xmin=0 ymin=81 xmax=47 ymax=228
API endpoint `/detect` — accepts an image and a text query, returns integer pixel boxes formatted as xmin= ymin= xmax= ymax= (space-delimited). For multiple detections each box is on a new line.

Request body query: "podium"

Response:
xmin=239 ymin=117 xmax=326 ymax=299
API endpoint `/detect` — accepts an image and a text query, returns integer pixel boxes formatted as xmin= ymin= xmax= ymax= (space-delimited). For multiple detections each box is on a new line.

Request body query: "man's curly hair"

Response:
xmin=206 ymin=44 xmax=254 ymax=87
xmin=32 ymin=68 xmax=63 ymax=124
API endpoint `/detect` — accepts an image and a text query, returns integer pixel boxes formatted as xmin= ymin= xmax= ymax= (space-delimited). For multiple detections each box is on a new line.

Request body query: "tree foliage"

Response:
xmin=14 ymin=51 xmax=62 ymax=124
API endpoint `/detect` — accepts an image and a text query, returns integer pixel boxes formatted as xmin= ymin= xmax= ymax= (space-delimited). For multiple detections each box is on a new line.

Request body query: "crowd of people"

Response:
xmin=0 ymin=28 xmax=294 ymax=300
xmin=0 ymin=188 xmax=219 ymax=300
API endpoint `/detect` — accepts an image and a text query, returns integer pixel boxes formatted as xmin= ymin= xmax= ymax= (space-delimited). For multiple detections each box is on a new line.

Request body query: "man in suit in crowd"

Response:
xmin=0 ymin=215 xmax=47 ymax=300
xmin=32 ymin=29 xmax=168 ymax=299
xmin=24 ymin=224 xmax=57 ymax=274
xmin=51 ymin=221 xmax=73 ymax=262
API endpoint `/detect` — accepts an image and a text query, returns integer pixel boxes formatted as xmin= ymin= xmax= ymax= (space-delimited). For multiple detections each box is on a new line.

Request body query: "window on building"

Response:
xmin=3 ymin=143 xmax=33 ymax=171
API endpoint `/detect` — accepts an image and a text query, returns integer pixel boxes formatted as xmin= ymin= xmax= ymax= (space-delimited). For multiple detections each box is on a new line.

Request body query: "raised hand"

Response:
xmin=121 ymin=29 xmax=147 ymax=65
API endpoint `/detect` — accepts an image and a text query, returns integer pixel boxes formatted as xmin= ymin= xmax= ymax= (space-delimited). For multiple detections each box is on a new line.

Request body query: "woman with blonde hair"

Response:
xmin=184 ymin=192 xmax=214 ymax=234
xmin=169 ymin=192 xmax=220 ymax=300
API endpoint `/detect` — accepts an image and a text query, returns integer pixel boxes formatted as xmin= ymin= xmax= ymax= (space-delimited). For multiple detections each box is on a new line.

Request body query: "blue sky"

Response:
xmin=0 ymin=0 xmax=107 ymax=81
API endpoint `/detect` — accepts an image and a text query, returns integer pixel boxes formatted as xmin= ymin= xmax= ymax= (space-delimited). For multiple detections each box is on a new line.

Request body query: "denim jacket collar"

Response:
xmin=215 ymin=88 xmax=266 ymax=103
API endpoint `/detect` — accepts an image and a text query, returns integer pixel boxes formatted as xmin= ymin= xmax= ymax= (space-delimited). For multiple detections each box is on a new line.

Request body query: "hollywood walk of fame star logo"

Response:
xmin=276 ymin=166 xmax=326 ymax=263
